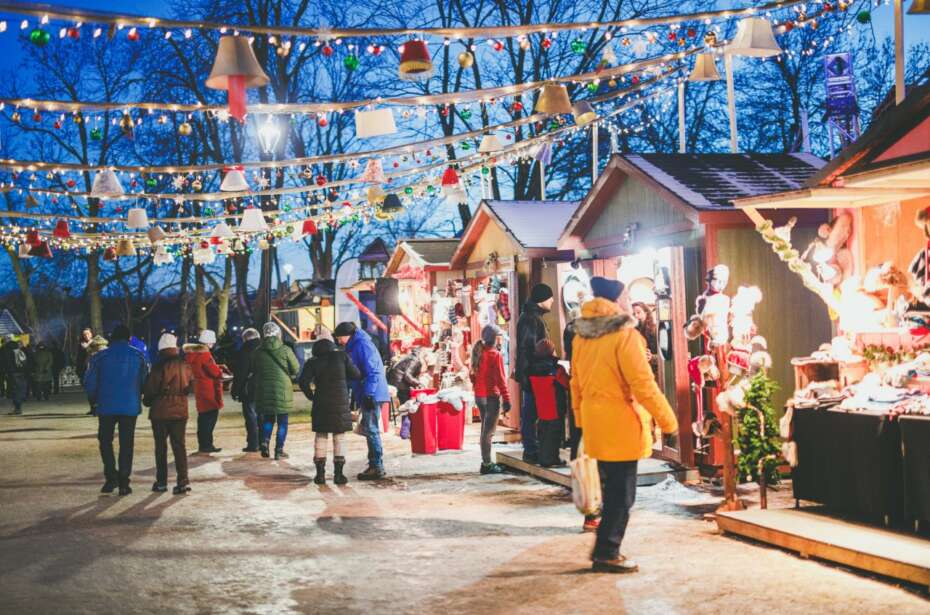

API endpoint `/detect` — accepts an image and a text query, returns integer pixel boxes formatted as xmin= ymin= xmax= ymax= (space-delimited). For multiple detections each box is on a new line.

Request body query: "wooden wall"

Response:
xmin=855 ymin=197 xmax=930 ymax=274
xmin=584 ymin=175 xmax=692 ymax=243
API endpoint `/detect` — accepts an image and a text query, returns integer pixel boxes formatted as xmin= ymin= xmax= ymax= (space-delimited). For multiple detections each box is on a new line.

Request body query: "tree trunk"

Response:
xmin=86 ymin=253 xmax=103 ymax=333
xmin=178 ymin=256 xmax=191 ymax=342
xmin=5 ymin=247 xmax=39 ymax=329
xmin=216 ymin=258 xmax=233 ymax=337
xmin=233 ymin=252 xmax=254 ymax=326
xmin=195 ymin=265 xmax=207 ymax=331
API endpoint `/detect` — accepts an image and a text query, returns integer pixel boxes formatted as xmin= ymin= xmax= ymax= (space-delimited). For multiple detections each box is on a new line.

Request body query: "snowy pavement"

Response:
xmin=0 ymin=392 xmax=927 ymax=614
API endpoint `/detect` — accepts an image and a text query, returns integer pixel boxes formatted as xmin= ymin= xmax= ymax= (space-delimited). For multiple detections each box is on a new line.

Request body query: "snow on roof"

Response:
xmin=402 ymin=238 xmax=459 ymax=265
xmin=484 ymin=200 xmax=580 ymax=248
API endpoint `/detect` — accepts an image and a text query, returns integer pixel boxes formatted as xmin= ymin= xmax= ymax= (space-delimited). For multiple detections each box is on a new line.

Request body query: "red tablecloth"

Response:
xmin=436 ymin=401 xmax=465 ymax=450
xmin=409 ymin=389 xmax=437 ymax=455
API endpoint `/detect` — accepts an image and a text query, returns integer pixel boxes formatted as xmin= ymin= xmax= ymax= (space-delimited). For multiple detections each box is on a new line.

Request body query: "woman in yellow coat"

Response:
xmin=571 ymin=277 xmax=678 ymax=573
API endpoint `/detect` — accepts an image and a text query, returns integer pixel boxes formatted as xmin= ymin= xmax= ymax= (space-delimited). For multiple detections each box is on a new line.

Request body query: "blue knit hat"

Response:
xmin=590 ymin=276 xmax=625 ymax=302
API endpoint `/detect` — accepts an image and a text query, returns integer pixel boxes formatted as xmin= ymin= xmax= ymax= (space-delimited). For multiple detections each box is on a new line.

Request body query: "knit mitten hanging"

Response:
xmin=497 ymin=288 xmax=511 ymax=322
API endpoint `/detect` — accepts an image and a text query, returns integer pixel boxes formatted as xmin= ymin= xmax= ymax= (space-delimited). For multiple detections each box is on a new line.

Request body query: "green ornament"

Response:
xmin=481 ymin=167 xmax=490 ymax=176
xmin=90 ymin=127 xmax=102 ymax=141
xmin=856 ymin=10 xmax=871 ymax=24
xmin=283 ymin=205 xmax=291 ymax=212
xmin=203 ymin=207 xmax=214 ymax=216
xmin=29 ymin=28 xmax=50 ymax=47
xmin=404 ymin=186 xmax=413 ymax=195
xmin=343 ymin=54 xmax=360 ymax=71
xmin=586 ymin=82 xmax=598 ymax=93
xmin=461 ymin=142 xmax=471 ymax=150
xmin=426 ymin=185 xmax=435 ymax=195
xmin=570 ymin=39 xmax=586 ymax=54
xmin=460 ymin=109 xmax=472 ymax=120
xmin=549 ymin=120 xmax=559 ymax=130
xmin=145 ymin=177 xmax=157 ymax=188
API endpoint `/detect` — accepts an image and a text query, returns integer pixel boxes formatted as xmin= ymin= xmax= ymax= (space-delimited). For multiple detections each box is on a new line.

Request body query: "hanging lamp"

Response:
xmin=301 ymin=219 xmax=319 ymax=236
xmin=909 ymin=0 xmax=930 ymax=13
xmin=115 ymin=238 xmax=136 ymax=257
xmin=53 ymin=219 xmax=70 ymax=239
xmin=126 ymin=207 xmax=150 ymax=229
xmin=535 ymin=83 xmax=572 ymax=115
xmin=367 ymin=185 xmax=387 ymax=205
xmin=147 ymin=225 xmax=166 ymax=244
xmin=689 ymin=53 xmax=722 ymax=81
xmin=478 ymin=134 xmax=503 ymax=153
xmin=205 ymin=35 xmax=270 ymax=122
xmin=381 ymin=193 xmax=403 ymax=213
xmin=398 ymin=40 xmax=432 ymax=80
xmin=359 ymin=158 xmax=386 ymax=184
xmin=91 ymin=169 xmax=124 ymax=199
xmin=220 ymin=166 xmax=250 ymax=192
xmin=727 ymin=17 xmax=782 ymax=57
xmin=571 ymin=101 xmax=597 ymax=125
xmin=355 ymin=109 xmax=397 ymax=138
xmin=239 ymin=207 xmax=269 ymax=232
xmin=25 ymin=230 xmax=41 ymax=246
xmin=211 ymin=221 xmax=235 ymax=239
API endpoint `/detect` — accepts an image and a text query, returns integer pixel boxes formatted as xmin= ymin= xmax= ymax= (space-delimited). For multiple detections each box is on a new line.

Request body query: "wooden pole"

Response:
xmin=725 ymin=54 xmax=739 ymax=153
xmin=539 ymin=158 xmax=546 ymax=200
xmin=591 ymin=125 xmax=599 ymax=185
xmin=678 ymin=81 xmax=686 ymax=154
xmin=895 ymin=0 xmax=905 ymax=105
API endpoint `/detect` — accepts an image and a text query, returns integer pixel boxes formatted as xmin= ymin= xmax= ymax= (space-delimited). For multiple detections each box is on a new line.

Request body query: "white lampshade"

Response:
xmin=147 ymin=225 xmax=166 ymax=244
xmin=193 ymin=245 xmax=215 ymax=265
xmin=444 ymin=183 xmax=467 ymax=205
xmin=478 ymin=134 xmax=503 ymax=153
xmin=689 ymin=53 xmax=722 ymax=81
xmin=211 ymin=221 xmax=235 ymax=239
xmin=153 ymin=245 xmax=173 ymax=265
xmin=91 ymin=169 xmax=124 ymax=199
xmin=727 ymin=17 xmax=782 ymax=58
xmin=220 ymin=167 xmax=250 ymax=192
xmin=126 ymin=207 xmax=150 ymax=229
xmin=239 ymin=208 xmax=269 ymax=232
xmin=355 ymin=109 xmax=397 ymax=138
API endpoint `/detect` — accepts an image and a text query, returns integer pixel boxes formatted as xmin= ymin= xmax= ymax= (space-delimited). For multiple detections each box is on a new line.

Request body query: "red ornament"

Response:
xmin=369 ymin=44 xmax=382 ymax=56
xmin=541 ymin=38 xmax=552 ymax=50
xmin=440 ymin=107 xmax=449 ymax=117
xmin=25 ymin=230 xmax=40 ymax=246
xmin=632 ymin=75 xmax=640 ymax=84
xmin=784 ymin=21 xmax=795 ymax=32
xmin=687 ymin=28 xmax=696 ymax=38
xmin=441 ymin=166 xmax=460 ymax=187
xmin=322 ymin=44 xmax=334 ymax=57
xmin=318 ymin=116 xmax=328 ymax=127
xmin=53 ymin=121 xmax=62 ymax=130
xmin=392 ymin=161 xmax=399 ymax=168
xmin=302 ymin=219 xmax=318 ymax=235
xmin=53 ymin=219 xmax=70 ymax=239
xmin=32 ymin=111 xmax=41 ymax=122
xmin=823 ymin=2 xmax=833 ymax=11
xmin=114 ymin=207 xmax=123 ymax=213
xmin=227 ymin=203 xmax=237 ymax=213
xmin=67 ymin=27 xmax=80 ymax=40
xmin=130 ymin=179 xmax=138 ymax=188
xmin=66 ymin=179 xmax=76 ymax=188
xmin=426 ymin=149 xmax=432 ymax=156
xmin=493 ymin=40 xmax=503 ymax=52
xmin=127 ymin=29 xmax=140 ymax=42
xmin=512 ymin=101 xmax=523 ymax=113
xmin=315 ymin=175 xmax=327 ymax=186
xmin=668 ymin=32 xmax=677 ymax=42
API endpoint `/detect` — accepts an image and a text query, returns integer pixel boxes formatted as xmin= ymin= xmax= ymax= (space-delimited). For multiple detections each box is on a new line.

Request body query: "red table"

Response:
xmin=436 ymin=401 xmax=465 ymax=451
xmin=409 ymin=389 xmax=438 ymax=455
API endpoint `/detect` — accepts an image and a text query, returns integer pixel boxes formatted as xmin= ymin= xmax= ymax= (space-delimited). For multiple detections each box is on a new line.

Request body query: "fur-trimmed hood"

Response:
xmin=574 ymin=297 xmax=635 ymax=339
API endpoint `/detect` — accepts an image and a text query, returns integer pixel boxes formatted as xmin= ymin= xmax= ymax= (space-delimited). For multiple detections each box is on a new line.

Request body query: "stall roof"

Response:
xmin=385 ymin=238 xmax=458 ymax=275
xmin=0 ymin=308 xmax=25 ymax=337
xmin=451 ymin=200 xmax=579 ymax=269
xmin=357 ymin=237 xmax=391 ymax=263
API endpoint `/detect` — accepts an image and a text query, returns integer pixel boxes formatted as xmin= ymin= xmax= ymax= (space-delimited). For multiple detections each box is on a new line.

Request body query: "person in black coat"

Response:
xmin=299 ymin=336 xmax=361 ymax=486
xmin=231 ymin=328 xmax=262 ymax=453
xmin=514 ymin=283 xmax=554 ymax=464
xmin=387 ymin=347 xmax=423 ymax=404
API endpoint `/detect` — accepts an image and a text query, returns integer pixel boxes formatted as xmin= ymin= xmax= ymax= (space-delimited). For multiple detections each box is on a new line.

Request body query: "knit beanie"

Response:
xmin=199 ymin=329 xmax=217 ymax=345
xmin=241 ymin=327 xmax=260 ymax=342
xmin=590 ymin=276 xmax=625 ymax=302
xmin=158 ymin=333 xmax=178 ymax=351
xmin=262 ymin=322 xmax=281 ymax=338
xmin=481 ymin=324 xmax=500 ymax=346
xmin=316 ymin=328 xmax=334 ymax=343
xmin=529 ymin=283 xmax=554 ymax=303
xmin=534 ymin=338 xmax=556 ymax=358
xmin=333 ymin=321 xmax=357 ymax=337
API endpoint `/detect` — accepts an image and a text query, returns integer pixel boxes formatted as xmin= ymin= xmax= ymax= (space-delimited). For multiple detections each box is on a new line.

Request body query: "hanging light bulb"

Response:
xmin=256 ymin=114 xmax=281 ymax=154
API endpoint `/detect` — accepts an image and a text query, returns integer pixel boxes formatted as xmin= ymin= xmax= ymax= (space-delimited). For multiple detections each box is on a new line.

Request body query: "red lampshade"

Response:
xmin=399 ymin=40 xmax=432 ymax=80
xmin=28 ymin=240 xmax=53 ymax=258
xmin=441 ymin=166 xmax=460 ymax=187
xmin=302 ymin=219 xmax=318 ymax=235
xmin=53 ymin=219 xmax=71 ymax=239
xmin=25 ymin=229 xmax=40 ymax=246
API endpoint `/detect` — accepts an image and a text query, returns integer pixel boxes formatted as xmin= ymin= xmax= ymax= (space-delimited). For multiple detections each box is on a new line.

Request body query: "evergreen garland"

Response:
xmin=733 ymin=372 xmax=781 ymax=484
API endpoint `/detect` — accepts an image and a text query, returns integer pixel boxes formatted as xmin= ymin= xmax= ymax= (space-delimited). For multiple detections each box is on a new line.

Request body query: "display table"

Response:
xmin=792 ymin=406 xmax=905 ymax=522
xmin=409 ymin=389 xmax=438 ymax=455
xmin=900 ymin=415 xmax=930 ymax=523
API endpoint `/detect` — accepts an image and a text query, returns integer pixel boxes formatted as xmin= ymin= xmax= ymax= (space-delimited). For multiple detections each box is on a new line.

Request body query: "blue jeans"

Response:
xmin=520 ymin=388 xmax=538 ymax=457
xmin=593 ymin=460 xmax=639 ymax=560
xmin=261 ymin=414 xmax=289 ymax=451
xmin=362 ymin=404 xmax=383 ymax=469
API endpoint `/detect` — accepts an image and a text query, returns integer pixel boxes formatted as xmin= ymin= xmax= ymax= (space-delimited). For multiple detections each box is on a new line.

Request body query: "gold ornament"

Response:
xmin=457 ymin=51 xmax=474 ymax=69
xmin=178 ymin=121 xmax=193 ymax=136
xmin=10 ymin=111 xmax=21 ymax=123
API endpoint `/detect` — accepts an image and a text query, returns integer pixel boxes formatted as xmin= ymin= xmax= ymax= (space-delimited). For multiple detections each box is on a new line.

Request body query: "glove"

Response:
xmin=502 ymin=400 xmax=512 ymax=413
xmin=363 ymin=395 xmax=376 ymax=411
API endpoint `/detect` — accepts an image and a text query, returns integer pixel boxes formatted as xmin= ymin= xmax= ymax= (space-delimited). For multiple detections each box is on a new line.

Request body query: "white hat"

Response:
xmin=199 ymin=329 xmax=217 ymax=345
xmin=241 ymin=327 xmax=260 ymax=341
xmin=158 ymin=333 xmax=178 ymax=351
xmin=262 ymin=322 xmax=281 ymax=338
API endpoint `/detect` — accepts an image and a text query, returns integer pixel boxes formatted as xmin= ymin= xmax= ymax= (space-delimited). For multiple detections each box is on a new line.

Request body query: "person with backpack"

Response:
xmin=143 ymin=333 xmax=194 ymax=494
xmin=1 ymin=336 xmax=29 ymax=415
xmin=31 ymin=342 xmax=54 ymax=401
xmin=249 ymin=322 xmax=300 ymax=460
xmin=299 ymin=330 xmax=361 ymax=485
xmin=184 ymin=330 xmax=224 ymax=454
xmin=231 ymin=328 xmax=262 ymax=453
xmin=84 ymin=324 xmax=149 ymax=496
xmin=526 ymin=339 xmax=570 ymax=468
xmin=470 ymin=325 xmax=511 ymax=475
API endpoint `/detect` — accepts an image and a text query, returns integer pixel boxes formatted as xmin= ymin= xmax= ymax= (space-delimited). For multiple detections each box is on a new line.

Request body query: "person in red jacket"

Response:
xmin=184 ymin=330 xmax=224 ymax=454
xmin=470 ymin=324 xmax=511 ymax=475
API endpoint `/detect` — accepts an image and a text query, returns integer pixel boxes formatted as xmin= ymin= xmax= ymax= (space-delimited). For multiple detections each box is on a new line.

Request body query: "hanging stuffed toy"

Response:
xmin=497 ymin=287 xmax=511 ymax=322
xmin=802 ymin=212 xmax=854 ymax=289
xmin=695 ymin=265 xmax=730 ymax=348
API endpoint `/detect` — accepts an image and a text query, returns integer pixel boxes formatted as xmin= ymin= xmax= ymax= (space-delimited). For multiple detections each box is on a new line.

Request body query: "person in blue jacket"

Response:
xmin=334 ymin=321 xmax=390 ymax=480
xmin=84 ymin=324 xmax=149 ymax=496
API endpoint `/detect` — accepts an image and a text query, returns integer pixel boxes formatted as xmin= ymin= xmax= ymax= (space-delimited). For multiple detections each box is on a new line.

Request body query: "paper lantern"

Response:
xmin=211 ymin=221 xmax=235 ymax=239
xmin=727 ymin=17 xmax=782 ymax=57
xmin=381 ymin=193 xmax=403 ymax=213
xmin=91 ymin=169 xmax=124 ymax=198
xmin=359 ymin=158 xmax=386 ymax=184
xmin=115 ymin=238 xmax=136 ymax=257
xmin=220 ymin=166 xmax=249 ymax=192
xmin=441 ymin=166 xmax=460 ymax=187
xmin=571 ymin=101 xmax=597 ymax=126
xmin=398 ymin=40 xmax=432 ymax=80
xmin=28 ymin=241 xmax=52 ymax=259
xmin=147 ymin=225 xmax=166 ymax=244
xmin=205 ymin=35 xmax=270 ymax=122
xmin=355 ymin=109 xmax=397 ymax=138
xmin=301 ymin=219 xmax=318 ymax=235
xmin=25 ymin=230 xmax=41 ymax=246
xmin=478 ymin=134 xmax=503 ymax=153
xmin=17 ymin=243 xmax=32 ymax=259
xmin=689 ymin=53 xmax=722 ymax=81
xmin=535 ymin=83 xmax=572 ymax=115
xmin=53 ymin=219 xmax=71 ymax=239
xmin=126 ymin=207 xmax=150 ymax=229
xmin=239 ymin=207 xmax=269 ymax=232
xmin=153 ymin=245 xmax=173 ymax=265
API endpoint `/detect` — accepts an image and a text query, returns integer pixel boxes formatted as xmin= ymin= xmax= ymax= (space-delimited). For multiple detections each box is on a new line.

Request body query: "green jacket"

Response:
xmin=32 ymin=347 xmax=55 ymax=382
xmin=249 ymin=336 xmax=299 ymax=415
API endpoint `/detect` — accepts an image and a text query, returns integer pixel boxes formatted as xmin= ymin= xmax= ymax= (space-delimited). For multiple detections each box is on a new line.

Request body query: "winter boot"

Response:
xmin=260 ymin=442 xmax=270 ymax=458
xmin=151 ymin=482 xmax=168 ymax=493
xmin=275 ymin=449 xmax=289 ymax=460
xmin=313 ymin=458 xmax=326 ymax=485
xmin=357 ymin=465 xmax=386 ymax=481
xmin=333 ymin=456 xmax=348 ymax=485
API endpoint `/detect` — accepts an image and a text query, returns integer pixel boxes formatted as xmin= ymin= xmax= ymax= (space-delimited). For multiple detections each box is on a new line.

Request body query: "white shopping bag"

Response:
xmin=569 ymin=440 xmax=601 ymax=515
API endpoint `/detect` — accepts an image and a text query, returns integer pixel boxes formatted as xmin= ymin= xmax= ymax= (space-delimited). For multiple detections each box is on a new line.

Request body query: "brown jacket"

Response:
xmin=143 ymin=348 xmax=194 ymax=420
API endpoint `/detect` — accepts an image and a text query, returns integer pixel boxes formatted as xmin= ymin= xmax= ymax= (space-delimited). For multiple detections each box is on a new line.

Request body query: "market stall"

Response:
xmin=558 ymin=153 xmax=831 ymax=469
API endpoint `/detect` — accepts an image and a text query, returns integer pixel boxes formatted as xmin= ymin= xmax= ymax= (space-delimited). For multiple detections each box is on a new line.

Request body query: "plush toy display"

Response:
xmin=802 ymin=212 xmax=854 ymax=288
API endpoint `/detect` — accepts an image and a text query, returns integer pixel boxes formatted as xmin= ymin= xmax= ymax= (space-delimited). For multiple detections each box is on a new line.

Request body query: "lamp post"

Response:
xmin=685 ymin=53 xmax=723 ymax=153
xmin=724 ymin=18 xmax=782 ymax=153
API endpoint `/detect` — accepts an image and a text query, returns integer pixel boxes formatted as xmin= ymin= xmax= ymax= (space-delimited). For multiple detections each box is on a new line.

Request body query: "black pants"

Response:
xmin=197 ymin=409 xmax=219 ymax=451
xmin=52 ymin=370 xmax=61 ymax=395
xmin=36 ymin=381 xmax=51 ymax=400
xmin=98 ymin=415 xmax=138 ymax=486
xmin=537 ymin=418 xmax=564 ymax=466
xmin=242 ymin=400 xmax=259 ymax=450
xmin=151 ymin=419 xmax=189 ymax=487
xmin=593 ymin=460 xmax=638 ymax=561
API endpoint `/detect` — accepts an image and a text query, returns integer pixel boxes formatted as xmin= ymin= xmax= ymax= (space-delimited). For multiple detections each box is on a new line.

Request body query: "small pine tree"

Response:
xmin=734 ymin=372 xmax=781 ymax=485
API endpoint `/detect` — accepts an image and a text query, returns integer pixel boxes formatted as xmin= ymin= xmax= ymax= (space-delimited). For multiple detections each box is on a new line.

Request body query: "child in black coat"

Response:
xmin=526 ymin=339 xmax=570 ymax=467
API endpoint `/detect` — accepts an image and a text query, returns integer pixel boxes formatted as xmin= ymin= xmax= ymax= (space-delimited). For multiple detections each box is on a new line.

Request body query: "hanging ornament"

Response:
xmin=359 ymin=158 xmax=386 ymax=184
xmin=457 ymin=51 xmax=474 ymax=68
xmin=32 ymin=111 xmax=41 ymax=122
xmin=66 ymin=179 xmax=76 ymax=188
xmin=519 ymin=38 xmax=531 ymax=51
xmin=460 ymin=108 xmax=472 ymax=120
xmin=668 ymin=32 xmax=677 ymax=42
xmin=145 ymin=177 xmax=158 ymax=189
xmin=119 ymin=114 xmax=134 ymax=138
xmin=67 ymin=26 xmax=80 ymax=40
xmin=687 ymin=28 xmax=697 ymax=38
xmin=368 ymin=43 xmax=382 ymax=56
xmin=53 ymin=120 xmax=62 ymax=130
xmin=856 ymin=10 xmax=871 ymax=24
xmin=704 ymin=31 xmax=718 ymax=46
xmin=178 ymin=121 xmax=193 ymax=136
xmin=399 ymin=40 xmax=432 ymax=81
xmin=191 ymin=178 xmax=203 ymax=191
xmin=127 ymin=27 xmax=140 ymax=42
xmin=90 ymin=127 xmax=102 ymax=141
xmin=10 ymin=111 xmax=21 ymax=123
xmin=586 ymin=82 xmax=598 ymax=93
xmin=570 ymin=39 xmax=587 ymax=54
xmin=541 ymin=38 xmax=552 ymax=50
xmin=318 ymin=116 xmax=328 ymax=127
xmin=321 ymin=43 xmax=334 ymax=57
xmin=29 ymin=28 xmax=50 ymax=47
xmin=511 ymin=101 xmax=523 ymax=113
xmin=53 ymin=219 xmax=71 ymax=239
xmin=404 ymin=186 xmax=414 ymax=195
xmin=343 ymin=54 xmax=360 ymax=71
xmin=315 ymin=174 xmax=327 ymax=186
xmin=206 ymin=35 xmax=270 ymax=123
xmin=492 ymin=40 xmax=504 ymax=52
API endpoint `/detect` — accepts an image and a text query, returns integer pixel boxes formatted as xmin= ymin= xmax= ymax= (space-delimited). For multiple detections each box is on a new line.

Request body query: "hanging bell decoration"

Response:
xmin=126 ymin=207 xmax=150 ymax=229
xmin=478 ymin=134 xmax=503 ymax=153
xmin=115 ymin=238 xmax=136 ymax=257
xmin=206 ymin=35 xmax=270 ymax=122
xmin=367 ymin=185 xmax=387 ymax=205
xmin=25 ymin=230 xmax=41 ymax=246
xmin=91 ymin=169 xmax=124 ymax=199
xmin=359 ymin=158 xmax=386 ymax=184
xmin=441 ymin=166 xmax=460 ymax=187
xmin=53 ymin=219 xmax=71 ymax=239
xmin=220 ymin=166 xmax=250 ymax=192
xmin=571 ymin=101 xmax=597 ymax=126
xmin=301 ymin=219 xmax=319 ymax=235
xmin=153 ymin=245 xmax=174 ymax=265
xmin=17 ymin=243 xmax=33 ymax=259
xmin=103 ymin=246 xmax=117 ymax=261
xmin=28 ymin=241 xmax=53 ymax=259
xmin=355 ymin=109 xmax=397 ymax=138
xmin=689 ymin=53 xmax=722 ymax=81
xmin=726 ymin=17 xmax=782 ymax=57
xmin=211 ymin=221 xmax=235 ymax=239
xmin=398 ymin=40 xmax=433 ymax=81
xmin=909 ymin=0 xmax=930 ymax=13
xmin=147 ymin=225 xmax=166 ymax=244
xmin=535 ymin=83 xmax=573 ymax=115
xmin=239 ymin=207 xmax=269 ymax=232
xmin=381 ymin=193 xmax=403 ymax=213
